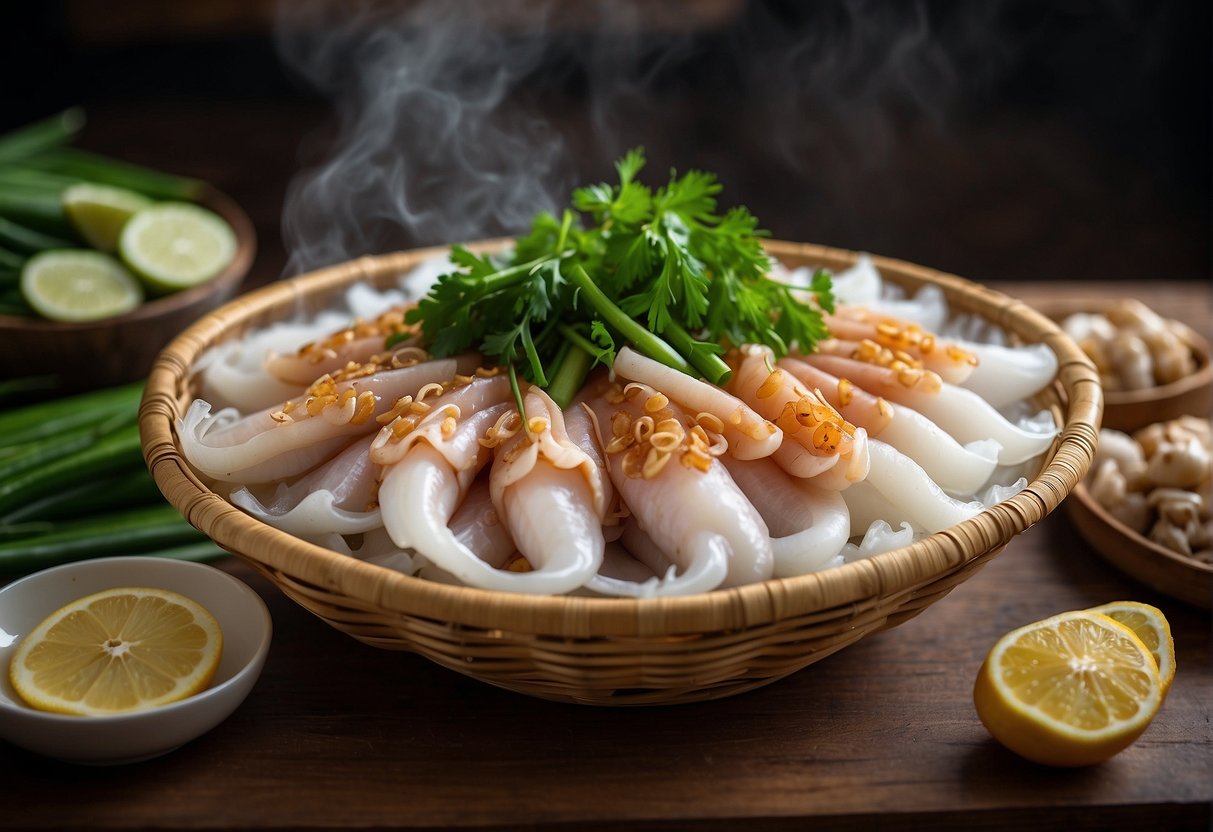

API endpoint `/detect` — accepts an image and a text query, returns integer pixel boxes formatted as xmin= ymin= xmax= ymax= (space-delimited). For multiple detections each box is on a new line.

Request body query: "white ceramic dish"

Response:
xmin=0 ymin=556 xmax=271 ymax=765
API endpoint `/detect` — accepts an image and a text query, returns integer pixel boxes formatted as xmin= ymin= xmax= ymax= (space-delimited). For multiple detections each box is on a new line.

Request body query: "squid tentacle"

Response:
xmin=485 ymin=387 xmax=609 ymax=594
xmin=729 ymin=345 xmax=868 ymax=488
xmin=804 ymin=354 xmax=1056 ymax=466
xmin=585 ymin=378 xmax=773 ymax=591
xmin=721 ymin=455 xmax=851 ymax=576
xmin=179 ymin=357 xmax=462 ymax=482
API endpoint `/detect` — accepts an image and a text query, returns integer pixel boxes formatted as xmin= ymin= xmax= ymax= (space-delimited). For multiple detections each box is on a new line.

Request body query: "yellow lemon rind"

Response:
xmin=8 ymin=586 xmax=223 ymax=717
xmin=973 ymin=610 xmax=1162 ymax=768
xmin=1086 ymin=600 xmax=1175 ymax=696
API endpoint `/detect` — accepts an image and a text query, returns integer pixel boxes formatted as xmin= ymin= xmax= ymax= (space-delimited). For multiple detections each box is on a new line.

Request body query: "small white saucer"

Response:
xmin=0 ymin=556 xmax=271 ymax=765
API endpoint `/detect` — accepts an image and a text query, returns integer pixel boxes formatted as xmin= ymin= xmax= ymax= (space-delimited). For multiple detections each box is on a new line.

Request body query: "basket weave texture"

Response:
xmin=141 ymin=241 xmax=1101 ymax=705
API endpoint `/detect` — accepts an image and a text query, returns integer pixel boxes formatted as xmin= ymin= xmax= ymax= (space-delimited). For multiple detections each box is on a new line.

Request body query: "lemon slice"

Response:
xmin=20 ymin=250 xmax=144 ymax=322
xmin=62 ymin=183 xmax=153 ymax=253
xmin=9 ymin=587 xmax=223 ymax=716
xmin=119 ymin=202 xmax=236 ymax=294
xmin=973 ymin=609 xmax=1163 ymax=767
xmin=1087 ymin=601 xmax=1175 ymax=695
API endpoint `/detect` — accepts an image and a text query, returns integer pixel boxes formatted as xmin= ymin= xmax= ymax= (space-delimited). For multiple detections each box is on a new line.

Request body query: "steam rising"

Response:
xmin=274 ymin=1 xmax=568 ymax=274
xmin=276 ymin=1 xmax=1167 ymax=279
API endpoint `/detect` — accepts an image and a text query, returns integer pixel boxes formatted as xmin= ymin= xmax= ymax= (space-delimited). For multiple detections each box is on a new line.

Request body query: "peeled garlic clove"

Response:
xmin=1145 ymin=438 xmax=1211 ymax=489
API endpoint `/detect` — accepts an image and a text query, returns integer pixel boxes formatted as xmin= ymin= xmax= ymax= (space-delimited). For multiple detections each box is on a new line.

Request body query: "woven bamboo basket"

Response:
xmin=140 ymin=240 xmax=1101 ymax=705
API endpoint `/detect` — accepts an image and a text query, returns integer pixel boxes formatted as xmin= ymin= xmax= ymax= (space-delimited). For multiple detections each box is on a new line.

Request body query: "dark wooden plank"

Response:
xmin=1 ymin=82 xmax=1209 ymax=827
xmin=3 ymin=493 xmax=1210 ymax=830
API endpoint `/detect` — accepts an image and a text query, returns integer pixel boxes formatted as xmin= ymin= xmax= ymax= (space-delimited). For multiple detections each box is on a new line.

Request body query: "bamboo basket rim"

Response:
xmin=140 ymin=240 xmax=1102 ymax=639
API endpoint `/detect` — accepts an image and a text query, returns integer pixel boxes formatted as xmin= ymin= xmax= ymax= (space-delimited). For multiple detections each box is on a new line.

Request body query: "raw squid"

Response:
xmin=449 ymin=476 xmax=516 ymax=570
xmin=819 ymin=275 xmax=1057 ymax=409
xmin=803 ymin=354 xmax=1056 ymax=466
xmin=957 ymin=341 xmax=1058 ymax=409
xmin=179 ymin=251 xmax=1065 ymax=598
xmin=376 ymin=399 xmax=511 ymax=588
xmin=486 ymin=386 xmax=610 ymax=592
xmin=196 ymin=335 xmax=316 ymax=414
xmin=585 ymin=517 xmax=728 ymax=597
xmin=264 ymin=308 xmax=416 ymax=385
xmin=377 ymin=375 xmax=606 ymax=593
xmin=824 ymin=305 xmax=1058 ymax=409
xmin=845 ymin=439 xmax=983 ymax=534
xmin=584 ymin=378 xmax=774 ymax=591
xmin=229 ymin=433 xmax=381 ymax=537
xmin=721 ymin=455 xmax=850 ymax=577
xmin=823 ymin=308 xmax=980 ymax=385
xmin=778 ymin=357 xmax=999 ymax=496
xmin=728 ymin=345 xmax=869 ymax=488
xmin=612 ymin=346 xmax=782 ymax=460
xmin=179 ymin=357 xmax=465 ymax=482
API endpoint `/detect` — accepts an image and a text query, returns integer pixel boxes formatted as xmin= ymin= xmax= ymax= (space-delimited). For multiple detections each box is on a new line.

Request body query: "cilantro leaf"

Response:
xmin=404 ymin=146 xmax=833 ymax=406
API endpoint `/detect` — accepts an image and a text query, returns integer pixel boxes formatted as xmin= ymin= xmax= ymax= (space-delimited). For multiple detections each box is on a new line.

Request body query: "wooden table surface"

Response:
xmin=2 ymin=281 xmax=1209 ymax=831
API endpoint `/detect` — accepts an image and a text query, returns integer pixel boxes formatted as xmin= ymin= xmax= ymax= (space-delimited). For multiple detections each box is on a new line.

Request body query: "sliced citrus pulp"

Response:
xmin=119 ymin=202 xmax=236 ymax=294
xmin=62 ymin=183 xmax=152 ymax=253
xmin=1087 ymin=601 xmax=1175 ymax=695
xmin=973 ymin=609 xmax=1163 ymax=767
xmin=20 ymin=249 xmax=143 ymax=322
xmin=9 ymin=587 xmax=223 ymax=716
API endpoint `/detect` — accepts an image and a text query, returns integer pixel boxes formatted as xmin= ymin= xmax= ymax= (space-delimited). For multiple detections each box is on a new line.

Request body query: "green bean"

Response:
xmin=0 ymin=246 xmax=25 ymax=270
xmin=0 ymin=187 xmax=73 ymax=236
xmin=0 ymin=381 xmax=141 ymax=448
xmin=0 ymin=504 xmax=206 ymax=574
xmin=0 ymin=108 xmax=85 ymax=164
xmin=0 ymin=422 xmax=145 ymax=516
xmin=0 ymin=410 xmax=130 ymax=482
xmin=0 ymin=468 xmax=164 ymax=524
xmin=0 ymin=167 xmax=82 ymax=192
xmin=24 ymin=147 xmax=205 ymax=202
xmin=0 ymin=520 xmax=54 ymax=540
xmin=0 ymin=215 xmax=75 ymax=254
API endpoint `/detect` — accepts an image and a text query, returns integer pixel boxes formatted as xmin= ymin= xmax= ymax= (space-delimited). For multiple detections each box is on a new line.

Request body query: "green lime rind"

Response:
xmin=62 ymin=183 xmax=153 ymax=253
xmin=20 ymin=249 xmax=144 ymax=322
xmin=118 ymin=202 xmax=236 ymax=294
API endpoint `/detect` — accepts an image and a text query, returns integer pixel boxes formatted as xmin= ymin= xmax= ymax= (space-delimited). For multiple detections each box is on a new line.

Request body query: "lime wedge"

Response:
xmin=119 ymin=202 xmax=236 ymax=294
xmin=20 ymin=250 xmax=144 ymax=322
xmin=62 ymin=183 xmax=153 ymax=253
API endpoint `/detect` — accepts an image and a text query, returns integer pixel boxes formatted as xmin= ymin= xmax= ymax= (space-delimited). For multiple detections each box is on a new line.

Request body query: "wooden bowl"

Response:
xmin=1042 ymin=299 xmax=1212 ymax=433
xmin=0 ymin=189 xmax=256 ymax=391
xmin=1066 ymin=481 xmax=1212 ymax=609
xmin=140 ymin=241 xmax=1101 ymax=705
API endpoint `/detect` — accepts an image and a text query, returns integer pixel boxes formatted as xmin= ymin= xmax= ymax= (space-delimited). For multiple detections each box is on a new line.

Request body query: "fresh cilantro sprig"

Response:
xmin=405 ymin=148 xmax=833 ymax=407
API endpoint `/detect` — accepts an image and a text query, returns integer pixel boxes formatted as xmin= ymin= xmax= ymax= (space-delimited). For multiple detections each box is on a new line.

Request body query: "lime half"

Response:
xmin=119 ymin=202 xmax=236 ymax=294
xmin=21 ymin=250 xmax=144 ymax=322
xmin=62 ymin=183 xmax=153 ymax=253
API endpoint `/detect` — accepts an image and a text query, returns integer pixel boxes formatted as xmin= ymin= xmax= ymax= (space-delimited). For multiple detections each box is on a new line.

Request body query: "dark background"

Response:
xmin=4 ymin=0 xmax=1209 ymax=289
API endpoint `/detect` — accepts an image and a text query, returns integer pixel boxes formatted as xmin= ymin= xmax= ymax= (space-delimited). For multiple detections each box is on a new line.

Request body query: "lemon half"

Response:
xmin=9 ymin=587 xmax=223 ymax=716
xmin=1087 ymin=601 xmax=1176 ymax=696
xmin=973 ymin=609 xmax=1163 ymax=767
